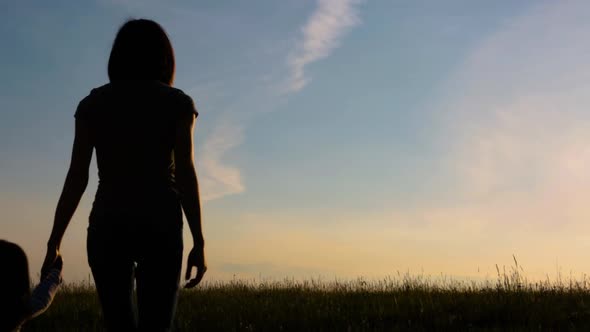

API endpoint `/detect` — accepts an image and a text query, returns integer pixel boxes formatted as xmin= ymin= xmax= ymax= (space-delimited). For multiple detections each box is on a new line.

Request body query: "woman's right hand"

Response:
xmin=41 ymin=245 xmax=60 ymax=280
xmin=185 ymin=245 xmax=207 ymax=288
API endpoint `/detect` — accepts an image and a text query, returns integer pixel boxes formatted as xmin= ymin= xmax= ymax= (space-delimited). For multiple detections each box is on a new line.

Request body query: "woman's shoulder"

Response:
xmin=74 ymin=83 xmax=112 ymax=119
xmin=80 ymin=81 xmax=193 ymax=101
xmin=153 ymin=83 xmax=198 ymax=117
xmin=75 ymin=81 xmax=197 ymax=118
xmin=78 ymin=83 xmax=112 ymax=106
xmin=152 ymin=82 xmax=194 ymax=103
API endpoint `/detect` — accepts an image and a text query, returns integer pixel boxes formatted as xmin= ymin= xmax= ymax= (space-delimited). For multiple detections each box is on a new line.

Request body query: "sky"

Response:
xmin=2 ymin=0 xmax=590 ymax=283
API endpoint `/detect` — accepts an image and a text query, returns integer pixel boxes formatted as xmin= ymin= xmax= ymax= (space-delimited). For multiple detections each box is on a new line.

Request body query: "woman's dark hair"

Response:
xmin=0 ymin=240 xmax=31 ymax=331
xmin=108 ymin=19 xmax=175 ymax=85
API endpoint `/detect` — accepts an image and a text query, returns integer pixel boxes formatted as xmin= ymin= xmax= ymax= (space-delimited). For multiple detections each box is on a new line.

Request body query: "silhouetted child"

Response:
xmin=0 ymin=240 xmax=62 ymax=332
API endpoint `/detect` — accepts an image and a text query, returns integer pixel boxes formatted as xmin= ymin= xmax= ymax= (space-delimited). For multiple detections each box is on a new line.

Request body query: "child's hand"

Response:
xmin=53 ymin=255 xmax=63 ymax=271
xmin=30 ymin=251 xmax=63 ymax=319
xmin=40 ymin=247 xmax=60 ymax=280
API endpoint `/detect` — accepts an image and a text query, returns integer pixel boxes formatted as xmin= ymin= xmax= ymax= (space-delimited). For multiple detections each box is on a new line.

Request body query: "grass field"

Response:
xmin=22 ymin=262 xmax=590 ymax=331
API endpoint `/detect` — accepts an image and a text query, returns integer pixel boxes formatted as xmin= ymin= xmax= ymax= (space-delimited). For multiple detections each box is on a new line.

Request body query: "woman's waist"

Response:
xmin=89 ymin=185 xmax=183 ymax=229
xmin=96 ymin=179 xmax=177 ymax=194
xmin=93 ymin=182 xmax=178 ymax=209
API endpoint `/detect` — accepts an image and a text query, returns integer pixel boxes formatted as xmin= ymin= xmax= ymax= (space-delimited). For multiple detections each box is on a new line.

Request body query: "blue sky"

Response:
xmin=4 ymin=0 xmax=590 ymax=282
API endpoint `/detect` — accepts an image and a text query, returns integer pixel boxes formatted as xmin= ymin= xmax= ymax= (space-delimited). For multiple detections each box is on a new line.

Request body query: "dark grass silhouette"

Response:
xmin=23 ymin=264 xmax=590 ymax=331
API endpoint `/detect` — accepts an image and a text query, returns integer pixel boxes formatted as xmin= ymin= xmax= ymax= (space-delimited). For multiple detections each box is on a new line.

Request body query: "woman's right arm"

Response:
xmin=174 ymin=110 xmax=207 ymax=288
xmin=41 ymin=116 xmax=93 ymax=278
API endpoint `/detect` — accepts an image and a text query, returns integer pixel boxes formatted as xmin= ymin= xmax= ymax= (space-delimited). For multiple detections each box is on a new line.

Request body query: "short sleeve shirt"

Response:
xmin=75 ymin=80 xmax=198 ymax=210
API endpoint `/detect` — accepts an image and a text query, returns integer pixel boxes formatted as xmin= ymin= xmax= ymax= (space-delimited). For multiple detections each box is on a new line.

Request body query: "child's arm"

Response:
xmin=29 ymin=256 xmax=62 ymax=318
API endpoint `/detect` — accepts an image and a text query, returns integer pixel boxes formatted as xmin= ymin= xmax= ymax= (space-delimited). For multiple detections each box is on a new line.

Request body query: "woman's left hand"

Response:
xmin=184 ymin=245 xmax=207 ymax=288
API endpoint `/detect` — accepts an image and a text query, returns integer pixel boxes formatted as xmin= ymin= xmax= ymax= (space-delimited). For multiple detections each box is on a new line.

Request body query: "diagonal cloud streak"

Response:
xmin=199 ymin=120 xmax=245 ymax=201
xmin=200 ymin=0 xmax=363 ymax=201
xmin=286 ymin=0 xmax=363 ymax=92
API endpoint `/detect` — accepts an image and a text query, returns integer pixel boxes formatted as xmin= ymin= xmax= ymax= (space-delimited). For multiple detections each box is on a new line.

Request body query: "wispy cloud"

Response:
xmin=286 ymin=0 xmax=363 ymax=92
xmin=199 ymin=0 xmax=364 ymax=201
xmin=199 ymin=120 xmax=245 ymax=201
xmin=438 ymin=0 xmax=590 ymax=230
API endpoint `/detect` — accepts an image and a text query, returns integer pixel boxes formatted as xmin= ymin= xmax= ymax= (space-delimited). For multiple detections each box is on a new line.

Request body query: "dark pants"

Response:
xmin=87 ymin=199 xmax=183 ymax=332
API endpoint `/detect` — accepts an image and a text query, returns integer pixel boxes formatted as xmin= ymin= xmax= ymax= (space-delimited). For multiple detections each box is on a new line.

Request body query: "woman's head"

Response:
xmin=108 ymin=19 xmax=175 ymax=85
xmin=0 ymin=240 xmax=31 ymax=330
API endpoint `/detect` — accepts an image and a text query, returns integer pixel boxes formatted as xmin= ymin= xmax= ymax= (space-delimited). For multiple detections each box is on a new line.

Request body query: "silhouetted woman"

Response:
xmin=41 ymin=19 xmax=207 ymax=331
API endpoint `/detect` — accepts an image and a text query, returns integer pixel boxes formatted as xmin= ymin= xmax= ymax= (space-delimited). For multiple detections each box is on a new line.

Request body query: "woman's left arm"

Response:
xmin=41 ymin=116 xmax=93 ymax=278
